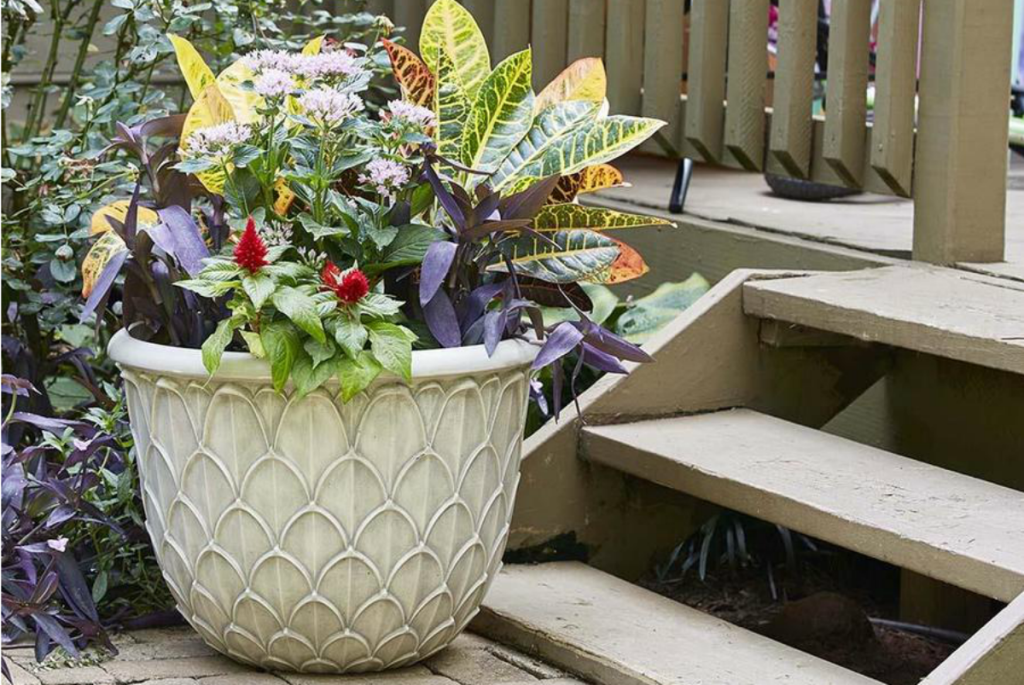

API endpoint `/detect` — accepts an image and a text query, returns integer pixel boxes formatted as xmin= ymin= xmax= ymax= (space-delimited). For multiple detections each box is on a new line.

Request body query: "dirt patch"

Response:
xmin=640 ymin=555 xmax=957 ymax=685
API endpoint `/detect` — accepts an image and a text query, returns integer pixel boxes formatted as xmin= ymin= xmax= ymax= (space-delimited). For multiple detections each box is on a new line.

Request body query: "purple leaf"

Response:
xmin=32 ymin=612 xmax=77 ymax=658
xmin=423 ymin=290 xmax=461 ymax=348
xmin=154 ymin=206 xmax=209 ymax=276
xmin=54 ymin=552 xmax=99 ymax=622
xmin=532 ymin=322 xmax=584 ymax=370
xmin=483 ymin=309 xmax=508 ymax=356
xmin=500 ymin=175 xmax=560 ymax=220
xmin=79 ymin=249 xmax=127 ymax=323
xmin=529 ymin=379 xmax=549 ymax=417
xmin=10 ymin=412 xmax=79 ymax=432
xmin=461 ymin=282 xmax=503 ymax=330
xmin=573 ymin=321 xmax=653 ymax=363
xmin=581 ymin=342 xmax=627 ymax=373
xmin=419 ymin=241 xmax=457 ymax=306
xmin=423 ymin=162 xmax=465 ymax=230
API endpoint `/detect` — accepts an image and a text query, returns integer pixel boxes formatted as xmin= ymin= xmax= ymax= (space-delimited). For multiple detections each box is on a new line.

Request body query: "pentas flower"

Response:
xmin=254 ymin=68 xmax=295 ymax=98
xmin=299 ymin=88 xmax=364 ymax=126
xmin=185 ymin=121 xmax=252 ymax=158
xmin=358 ymin=158 xmax=410 ymax=200
xmin=322 ymin=262 xmax=369 ymax=304
xmin=386 ymin=100 xmax=436 ymax=129
xmin=294 ymin=50 xmax=362 ymax=81
xmin=243 ymin=49 xmax=299 ymax=74
xmin=234 ymin=217 xmax=269 ymax=273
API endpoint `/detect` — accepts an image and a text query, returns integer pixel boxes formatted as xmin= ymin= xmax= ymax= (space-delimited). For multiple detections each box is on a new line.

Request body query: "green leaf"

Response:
xmin=432 ymin=46 xmax=472 ymax=158
xmin=491 ymin=100 xmax=601 ymax=189
xmin=260 ymin=319 xmax=301 ymax=393
xmin=298 ymin=212 xmax=348 ymax=240
xmin=198 ymin=259 xmax=244 ymax=281
xmin=614 ymin=274 xmax=711 ymax=344
xmin=505 ymin=229 xmax=620 ymax=284
xmin=368 ymin=224 xmax=449 ymax=274
xmin=532 ymin=204 xmax=674 ymax=232
xmin=334 ymin=317 xmax=368 ymax=359
xmin=176 ymin=279 xmax=239 ymax=298
xmin=420 ymin=0 xmax=490 ymax=98
xmin=272 ymin=286 xmax=326 ymax=343
xmin=336 ymin=352 xmax=383 ymax=403
xmin=240 ymin=330 xmax=265 ymax=358
xmin=304 ymin=337 xmax=336 ymax=368
xmin=202 ymin=317 xmax=238 ymax=376
xmin=242 ymin=273 xmax=276 ymax=310
xmin=368 ymin=322 xmax=415 ymax=381
xmin=91 ymin=570 xmax=108 ymax=604
xmin=357 ymin=293 xmax=403 ymax=319
xmin=291 ymin=352 xmax=338 ymax=398
xmin=461 ymin=49 xmax=535 ymax=173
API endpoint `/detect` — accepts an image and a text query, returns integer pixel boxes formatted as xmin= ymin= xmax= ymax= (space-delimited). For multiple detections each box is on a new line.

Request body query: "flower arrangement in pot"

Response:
xmin=80 ymin=0 xmax=670 ymax=673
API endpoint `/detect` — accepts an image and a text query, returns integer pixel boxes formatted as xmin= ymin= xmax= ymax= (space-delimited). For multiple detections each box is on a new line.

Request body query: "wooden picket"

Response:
xmin=871 ymin=0 xmax=920 ymax=197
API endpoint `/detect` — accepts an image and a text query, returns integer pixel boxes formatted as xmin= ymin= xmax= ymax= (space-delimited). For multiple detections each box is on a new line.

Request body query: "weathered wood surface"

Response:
xmin=724 ymin=0 xmax=770 ymax=170
xmin=604 ymin=0 xmax=646 ymax=115
xmin=475 ymin=562 xmax=881 ymax=685
xmin=743 ymin=266 xmax=1024 ymax=375
xmin=532 ymin=0 xmax=570 ymax=90
xmin=920 ymin=592 xmax=1024 ymax=685
xmin=567 ymin=0 xmax=606 ymax=61
xmin=582 ymin=409 xmax=1024 ymax=602
xmin=684 ymin=0 xmax=728 ymax=162
xmin=491 ymin=0 xmax=531 ymax=63
xmin=769 ymin=0 xmax=818 ymax=178
xmin=640 ymin=0 xmax=684 ymax=153
xmin=822 ymin=0 xmax=871 ymax=187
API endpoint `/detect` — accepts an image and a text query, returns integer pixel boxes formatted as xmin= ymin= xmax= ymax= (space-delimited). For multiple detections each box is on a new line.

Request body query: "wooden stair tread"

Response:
xmin=475 ymin=562 xmax=881 ymax=685
xmin=582 ymin=409 xmax=1024 ymax=602
xmin=742 ymin=266 xmax=1024 ymax=374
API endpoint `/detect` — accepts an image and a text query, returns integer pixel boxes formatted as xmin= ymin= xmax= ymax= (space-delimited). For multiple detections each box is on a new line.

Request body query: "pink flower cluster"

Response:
xmin=185 ymin=121 xmax=252 ymax=158
xmin=253 ymin=68 xmax=295 ymax=98
xmin=299 ymin=88 xmax=364 ymax=126
xmin=386 ymin=100 xmax=436 ymax=129
xmin=358 ymin=159 xmax=410 ymax=200
xmin=243 ymin=48 xmax=363 ymax=83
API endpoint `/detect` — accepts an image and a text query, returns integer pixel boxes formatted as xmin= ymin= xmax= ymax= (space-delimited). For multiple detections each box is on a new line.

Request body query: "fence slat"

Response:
xmin=493 ymin=0 xmax=532 ymax=63
xmin=461 ymin=0 xmax=496 ymax=47
xmin=684 ymin=0 xmax=729 ymax=162
xmin=822 ymin=0 xmax=871 ymax=187
xmin=640 ymin=0 xmax=684 ymax=154
xmin=568 ymin=0 xmax=606 ymax=61
xmin=533 ymin=0 xmax=570 ymax=90
xmin=606 ymin=0 xmax=646 ymax=115
xmin=393 ymin=0 xmax=428 ymax=51
xmin=365 ymin=0 xmax=394 ymax=17
xmin=769 ymin=0 xmax=817 ymax=178
xmin=724 ymin=0 xmax=770 ymax=170
xmin=871 ymin=0 xmax=919 ymax=197
xmin=912 ymin=0 xmax=1012 ymax=264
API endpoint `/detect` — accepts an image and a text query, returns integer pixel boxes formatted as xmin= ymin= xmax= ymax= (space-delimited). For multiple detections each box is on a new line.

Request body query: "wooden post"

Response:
xmin=769 ymin=0 xmax=817 ymax=178
xmin=493 ymin=0 xmax=532 ymax=64
xmin=567 ymin=0 xmax=606 ymax=61
xmin=641 ymin=0 xmax=685 ymax=153
xmin=912 ymin=0 xmax=1013 ymax=265
xmin=724 ymin=0 xmax=770 ymax=170
xmin=532 ymin=0 xmax=570 ymax=90
xmin=822 ymin=0 xmax=871 ymax=187
xmin=684 ymin=0 xmax=729 ymax=162
xmin=606 ymin=0 xmax=647 ymax=115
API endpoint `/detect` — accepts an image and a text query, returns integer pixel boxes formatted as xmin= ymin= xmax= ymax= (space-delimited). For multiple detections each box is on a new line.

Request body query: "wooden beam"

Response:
xmin=870 ymin=0 xmax=920 ymax=197
xmin=641 ymin=0 xmax=685 ymax=153
xmin=605 ymin=0 xmax=646 ymax=115
xmin=567 ymin=0 xmax=606 ymax=61
xmin=493 ymin=0 xmax=532 ymax=63
xmin=769 ymin=0 xmax=818 ymax=178
xmin=532 ymin=0 xmax=570 ymax=90
xmin=684 ymin=0 xmax=729 ymax=162
xmin=823 ymin=0 xmax=872 ymax=187
xmin=912 ymin=0 xmax=1013 ymax=264
xmin=724 ymin=0 xmax=770 ymax=171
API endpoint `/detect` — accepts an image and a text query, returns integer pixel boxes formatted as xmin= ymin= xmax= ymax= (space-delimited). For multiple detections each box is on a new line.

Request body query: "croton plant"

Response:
xmin=80 ymin=0 xmax=671 ymax=413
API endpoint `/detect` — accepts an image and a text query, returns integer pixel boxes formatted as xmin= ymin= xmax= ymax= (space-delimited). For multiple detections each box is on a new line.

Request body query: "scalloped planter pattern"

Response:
xmin=119 ymin=362 xmax=530 ymax=673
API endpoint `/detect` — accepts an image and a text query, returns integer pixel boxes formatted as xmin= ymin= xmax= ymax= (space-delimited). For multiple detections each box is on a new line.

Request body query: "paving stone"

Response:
xmin=425 ymin=646 xmax=538 ymax=684
xmin=4 ymin=661 xmax=41 ymax=685
xmin=35 ymin=666 xmax=115 ymax=685
xmin=199 ymin=675 xmax=289 ymax=684
xmin=135 ymin=680 xmax=200 ymax=685
xmin=444 ymin=632 xmax=494 ymax=651
xmin=127 ymin=628 xmax=200 ymax=644
xmin=277 ymin=665 xmax=454 ymax=685
xmin=102 ymin=656 xmax=249 ymax=683
xmin=486 ymin=646 xmax=566 ymax=680
xmin=113 ymin=638 xmax=217 ymax=662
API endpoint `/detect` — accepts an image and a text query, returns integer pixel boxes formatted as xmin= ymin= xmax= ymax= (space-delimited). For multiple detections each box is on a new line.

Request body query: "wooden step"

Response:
xmin=581 ymin=409 xmax=1024 ymax=602
xmin=742 ymin=266 xmax=1024 ymax=374
xmin=474 ymin=562 xmax=881 ymax=685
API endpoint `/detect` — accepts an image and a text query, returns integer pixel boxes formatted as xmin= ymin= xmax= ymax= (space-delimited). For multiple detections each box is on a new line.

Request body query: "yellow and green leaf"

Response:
xmin=433 ymin=46 xmax=471 ymax=158
xmin=600 ymin=238 xmax=649 ymax=284
xmin=505 ymin=229 xmax=621 ymax=284
xmin=461 ymin=48 xmax=534 ymax=173
xmin=498 ymin=115 xmax=665 ymax=188
xmin=550 ymin=164 xmax=626 ymax=203
xmin=179 ymin=83 xmax=236 ymax=194
xmin=382 ymin=39 xmax=435 ymax=107
xmin=273 ymin=178 xmax=296 ymax=215
xmin=168 ymin=34 xmax=216 ymax=101
xmin=534 ymin=57 xmax=607 ymax=113
xmin=215 ymin=59 xmax=262 ymax=124
xmin=492 ymin=100 xmax=602 ymax=189
xmin=81 ymin=231 xmax=127 ymax=297
xmin=533 ymin=204 xmax=672 ymax=232
xmin=90 ymin=200 xmax=160 ymax=235
xmin=420 ymin=0 xmax=490 ymax=99
xmin=302 ymin=35 xmax=325 ymax=55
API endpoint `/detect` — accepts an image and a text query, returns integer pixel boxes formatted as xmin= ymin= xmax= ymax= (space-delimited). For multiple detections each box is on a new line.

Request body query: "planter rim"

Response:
xmin=108 ymin=328 xmax=538 ymax=382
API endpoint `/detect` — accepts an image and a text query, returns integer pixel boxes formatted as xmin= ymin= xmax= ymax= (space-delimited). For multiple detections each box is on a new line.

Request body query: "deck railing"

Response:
xmin=377 ymin=0 xmax=1015 ymax=266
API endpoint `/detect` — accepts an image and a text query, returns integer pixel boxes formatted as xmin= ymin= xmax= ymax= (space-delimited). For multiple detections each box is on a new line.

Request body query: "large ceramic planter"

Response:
xmin=108 ymin=330 xmax=537 ymax=673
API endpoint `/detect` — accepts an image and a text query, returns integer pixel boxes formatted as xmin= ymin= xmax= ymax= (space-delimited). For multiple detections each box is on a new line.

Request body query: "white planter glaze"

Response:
xmin=109 ymin=330 xmax=537 ymax=673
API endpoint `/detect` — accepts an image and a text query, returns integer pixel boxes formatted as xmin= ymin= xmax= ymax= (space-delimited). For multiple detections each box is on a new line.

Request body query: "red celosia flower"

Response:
xmin=321 ymin=262 xmax=369 ymax=304
xmin=234 ymin=216 xmax=268 ymax=273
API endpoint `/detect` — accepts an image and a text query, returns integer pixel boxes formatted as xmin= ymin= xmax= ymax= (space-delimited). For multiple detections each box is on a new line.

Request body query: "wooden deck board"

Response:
xmin=743 ymin=266 xmax=1024 ymax=374
xmin=476 ymin=562 xmax=880 ymax=685
xmin=582 ymin=409 xmax=1024 ymax=602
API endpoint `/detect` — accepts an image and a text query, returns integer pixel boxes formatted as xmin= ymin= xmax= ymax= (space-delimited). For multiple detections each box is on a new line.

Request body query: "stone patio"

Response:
xmin=3 ymin=627 xmax=589 ymax=685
